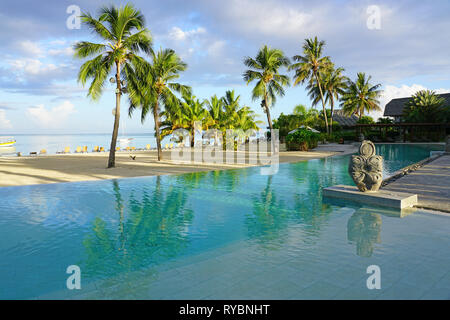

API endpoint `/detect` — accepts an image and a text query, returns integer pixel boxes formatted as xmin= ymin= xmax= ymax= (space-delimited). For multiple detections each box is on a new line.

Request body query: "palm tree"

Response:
xmin=180 ymin=94 xmax=212 ymax=147
xmin=307 ymin=66 xmax=348 ymax=134
xmin=340 ymin=72 xmax=382 ymax=120
xmin=74 ymin=4 xmax=152 ymax=168
xmin=403 ymin=90 xmax=447 ymax=123
xmin=243 ymin=45 xmax=290 ymax=132
xmin=221 ymin=90 xmax=242 ymax=129
xmin=205 ymin=94 xmax=224 ymax=146
xmin=289 ymin=37 xmax=332 ymax=134
xmin=127 ymin=48 xmax=191 ymax=161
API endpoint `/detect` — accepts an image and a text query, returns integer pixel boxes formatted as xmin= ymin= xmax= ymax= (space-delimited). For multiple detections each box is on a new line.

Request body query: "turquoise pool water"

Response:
xmin=0 ymin=144 xmax=448 ymax=299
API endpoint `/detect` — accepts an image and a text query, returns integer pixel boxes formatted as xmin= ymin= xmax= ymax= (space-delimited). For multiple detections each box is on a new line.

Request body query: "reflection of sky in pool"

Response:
xmin=0 ymin=144 xmax=448 ymax=299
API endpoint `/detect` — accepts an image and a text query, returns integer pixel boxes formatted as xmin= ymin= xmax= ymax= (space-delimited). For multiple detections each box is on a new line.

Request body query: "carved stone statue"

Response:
xmin=349 ymin=140 xmax=383 ymax=192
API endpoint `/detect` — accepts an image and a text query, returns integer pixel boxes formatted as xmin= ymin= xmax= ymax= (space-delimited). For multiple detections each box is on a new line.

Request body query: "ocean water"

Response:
xmin=0 ymin=143 xmax=448 ymax=299
xmin=0 ymin=133 xmax=175 ymax=156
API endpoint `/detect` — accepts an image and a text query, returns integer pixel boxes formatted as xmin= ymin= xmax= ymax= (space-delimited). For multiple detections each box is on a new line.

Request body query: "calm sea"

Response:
xmin=0 ymin=133 xmax=173 ymax=156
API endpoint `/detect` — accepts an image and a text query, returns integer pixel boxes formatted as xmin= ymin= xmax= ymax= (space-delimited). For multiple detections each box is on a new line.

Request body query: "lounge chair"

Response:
xmin=99 ymin=147 xmax=105 ymax=152
xmin=131 ymin=146 xmax=136 ymax=151
xmin=169 ymin=143 xmax=173 ymax=149
xmin=145 ymin=144 xmax=151 ymax=150
xmin=29 ymin=152 xmax=37 ymax=156
xmin=93 ymin=146 xmax=99 ymax=152
xmin=39 ymin=149 xmax=47 ymax=155
xmin=116 ymin=147 xmax=120 ymax=151
xmin=63 ymin=147 xmax=70 ymax=154
xmin=75 ymin=146 xmax=82 ymax=153
xmin=83 ymin=146 xmax=88 ymax=153
xmin=165 ymin=144 xmax=169 ymax=149
xmin=126 ymin=146 xmax=131 ymax=151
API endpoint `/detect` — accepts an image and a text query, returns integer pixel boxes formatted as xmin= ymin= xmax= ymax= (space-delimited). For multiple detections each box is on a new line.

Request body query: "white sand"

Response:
xmin=0 ymin=146 xmax=353 ymax=187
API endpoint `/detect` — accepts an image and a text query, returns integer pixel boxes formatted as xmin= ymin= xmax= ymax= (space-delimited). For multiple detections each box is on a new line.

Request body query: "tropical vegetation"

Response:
xmin=285 ymin=128 xmax=320 ymax=151
xmin=75 ymin=3 xmax=397 ymax=161
xmin=403 ymin=90 xmax=449 ymax=123
xmin=127 ymin=48 xmax=191 ymax=160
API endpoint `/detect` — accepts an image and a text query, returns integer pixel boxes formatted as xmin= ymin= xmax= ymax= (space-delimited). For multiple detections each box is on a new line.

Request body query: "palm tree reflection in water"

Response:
xmin=82 ymin=177 xmax=194 ymax=279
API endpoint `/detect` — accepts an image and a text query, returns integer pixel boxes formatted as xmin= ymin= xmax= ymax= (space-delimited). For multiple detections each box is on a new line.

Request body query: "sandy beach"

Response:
xmin=0 ymin=144 xmax=356 ymax=187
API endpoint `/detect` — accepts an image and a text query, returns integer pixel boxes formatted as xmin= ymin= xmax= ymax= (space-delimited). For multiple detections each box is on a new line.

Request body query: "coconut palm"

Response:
xmin=127 ymin=48 xmax=191 ymax=161
xmin=243 ymin=45 xmax=290 ymax=132
xmin=289 ymin=37 xmax=332 ymax=134
xmin=340 ymin=72 xmax=382 ymax=120
xmin=74 ymin=4 xmax=152 ymax=168
xmin=307 ymin=66 xmax=348 ymax=134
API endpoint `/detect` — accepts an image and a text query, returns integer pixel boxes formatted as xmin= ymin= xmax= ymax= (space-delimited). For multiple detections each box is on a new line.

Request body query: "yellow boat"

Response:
xmin=0 ymin=137 xmax=16 ymax=148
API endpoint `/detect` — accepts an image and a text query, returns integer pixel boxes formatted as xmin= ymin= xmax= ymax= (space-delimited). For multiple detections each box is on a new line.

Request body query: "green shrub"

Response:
xmin=286 ymin=128 xmax=320 ymax=151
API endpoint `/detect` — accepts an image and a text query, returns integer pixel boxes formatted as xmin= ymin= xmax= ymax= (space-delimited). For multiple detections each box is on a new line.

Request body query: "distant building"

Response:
xmin=332 ymin=109 xmax=359 ymax=127
xmin=383 ymin=93 xmax=450 ymax=122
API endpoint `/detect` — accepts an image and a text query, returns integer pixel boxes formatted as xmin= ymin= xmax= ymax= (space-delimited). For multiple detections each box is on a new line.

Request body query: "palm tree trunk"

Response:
xmin=330 ymin=96 xmax=334 ymax=135
xmin=265 ymin=100 xmax=273 ymax=132
xmin=191 ymin=126 xmax=195 ymax=148
xmin=108 ymin=61 xmax=121 ymax=168
xmin=153 ymin=98 xmax=162 ymax=161
xmin=314 ymin=72 xmax=329 ymax=135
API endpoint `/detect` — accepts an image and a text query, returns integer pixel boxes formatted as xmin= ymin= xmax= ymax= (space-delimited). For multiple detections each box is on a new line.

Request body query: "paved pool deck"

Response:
xmin=383 ymin=155 xmax=450 ymax=212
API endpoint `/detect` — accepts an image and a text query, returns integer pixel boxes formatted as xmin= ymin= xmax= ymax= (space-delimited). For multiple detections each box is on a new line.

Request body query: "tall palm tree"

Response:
xmin=127 ymin=48 xmax=190 ymax=161
xmin=74 ymin=4 xmax=152 ymax=168
xmin=289 ymin=37 xmax=332 ymax=134
xmin=307 ymin=66 xmax=348 ymax=134
xmin=243 ymin=45 xmax=290 ymax=132
xmin=340 ymin=72 xmax=382 ymax=120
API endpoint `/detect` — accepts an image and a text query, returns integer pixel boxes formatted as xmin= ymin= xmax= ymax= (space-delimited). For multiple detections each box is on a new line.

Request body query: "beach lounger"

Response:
xmin=29 ymin=152 xmax=37 ymax=156
xmin=39 ymin=149 xmax=47 ymax=155
xmin=75 ymin=146 xmax=82 ymax=153
xmin=83 ymin=146 xmax=88 ymax=153
xmin=169 ymin=143 xmax=173 ymax=149
xmin=64 ymin=147 xmax=70 ymax=154
xmin=145 ymin=144 xmax=151 ymax=150
xmin=93 ymin=146 xmax=99 ymax=152
xmin=100 ymin=147 xmax=105 ymax=152
xmin=116 ymin=147 xmax=120 ymax=151
xmin=131 ymin=146 xmax=136 ymax=151
xmin=165 ymin=144 xmax=169 ymax=149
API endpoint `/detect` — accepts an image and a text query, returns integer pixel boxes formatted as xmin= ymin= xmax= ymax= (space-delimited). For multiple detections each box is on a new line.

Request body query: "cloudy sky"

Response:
xmin=1 ymin=0 xmax=450 ymax=134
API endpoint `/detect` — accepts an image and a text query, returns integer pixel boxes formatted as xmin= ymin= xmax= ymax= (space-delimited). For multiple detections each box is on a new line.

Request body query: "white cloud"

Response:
xmin=26 ymin=101 xmax=76 ymax=128
xmin=48 ymin=46 xmax=74 ymax=56
xmin=207 ymin=40 xmax=226 ymax=57
xmin=0 ymin=110 xmax=12 ymax=129
xmin=18 ymin=40 xmax=43 ymax=56
xmin=217 ymin=0 xmax=314 ymax=38
xmin=167 ymin=26 xmax=206 ymax=41
xmin=9 ymin=58 xmax=59 ymax=76
xmin=369 ymin=84 xmax=450 ymax=119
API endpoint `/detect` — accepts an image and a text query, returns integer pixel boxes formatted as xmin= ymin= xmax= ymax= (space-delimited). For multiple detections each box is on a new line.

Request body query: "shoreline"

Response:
xmin=0 ymin=144 xmax=356 ymax=187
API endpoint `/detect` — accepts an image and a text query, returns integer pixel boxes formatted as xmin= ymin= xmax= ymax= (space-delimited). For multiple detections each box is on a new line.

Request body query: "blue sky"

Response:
xmin=1 ymin=0 xmax=450 ymax=134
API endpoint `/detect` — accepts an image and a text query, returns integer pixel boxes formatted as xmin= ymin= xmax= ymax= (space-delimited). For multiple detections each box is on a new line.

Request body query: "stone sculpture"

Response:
xmin=348 ymin=140 xmax=383 ymax=192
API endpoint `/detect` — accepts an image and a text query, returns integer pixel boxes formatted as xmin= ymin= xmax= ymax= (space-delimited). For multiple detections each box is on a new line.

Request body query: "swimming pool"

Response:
xmin=0 ymin=144 xmax=448 ymax=299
